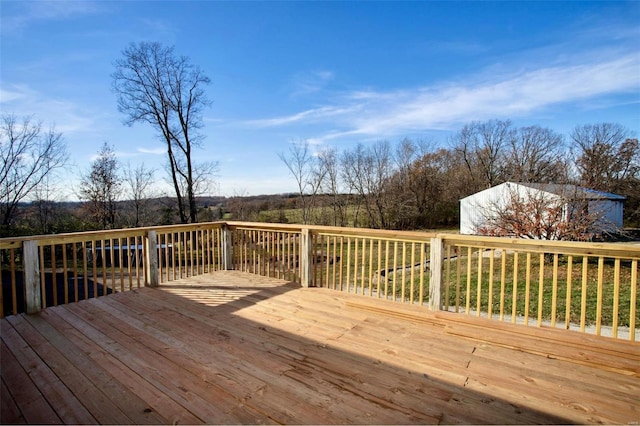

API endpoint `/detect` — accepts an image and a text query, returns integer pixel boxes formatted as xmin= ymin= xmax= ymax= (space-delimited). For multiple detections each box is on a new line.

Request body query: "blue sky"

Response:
xmin=1 ymin=1 xmax=639 ymax=198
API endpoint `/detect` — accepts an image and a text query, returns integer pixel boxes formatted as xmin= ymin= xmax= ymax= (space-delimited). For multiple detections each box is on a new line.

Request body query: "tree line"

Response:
xmin=2 ymin=115 xmax=638 ymax=237
xmin=277 ymin=120 xmax=639 ymax=231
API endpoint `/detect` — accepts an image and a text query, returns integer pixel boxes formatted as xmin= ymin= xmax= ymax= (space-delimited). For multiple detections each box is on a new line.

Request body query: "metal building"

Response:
xmin=459 ymin=182 xmax=626 ymax=236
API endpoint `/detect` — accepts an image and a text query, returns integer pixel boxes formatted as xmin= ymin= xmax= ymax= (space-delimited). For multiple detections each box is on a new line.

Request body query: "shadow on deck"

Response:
xmin=1 ymin=271 xmax=638 ymax=424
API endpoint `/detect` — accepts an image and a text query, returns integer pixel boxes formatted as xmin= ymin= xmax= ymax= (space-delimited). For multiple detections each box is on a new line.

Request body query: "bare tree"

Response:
xmin=571 ymin=123 xmax=632 ymax=190
xmin=504 ymin=125 xmax=568 ymax=183
xmin=278 ymin=140 xmax=326 ymax=224
xmin=227 ymin=189 xmax=250 ymax=221
xmin=30 ymin=170 xmax=62 ymax=235
xmin=340 ymin=144 xmax=366 ymax=226
xmin=370 ymin=141 xmax=395 ymax=229
xmin=452 ymin=119 xmax=513 ymax=192
xmin=123 ymin=162 xmax=155 ymax=227
xmin=571 ymin=123 xmax=639 ymax=226
xmin=341 ymin=141 xmax=394 ymax=229
xmin=614 ymin=138 xmax=640 ymax=225
xmin=317 ymin=147 xmax=348 ymax=226
xmin=0 ymin=114 xmax=67 ymax=236
xmin=387 ymin=138 xmax=419 ymax=227
xmin=399 ymin=147 xmax=458 ymax=228
xmin=79 ymin=143 xmax=122 ymax=230
xmin=112 ymin=41 xmax=217 ymax=223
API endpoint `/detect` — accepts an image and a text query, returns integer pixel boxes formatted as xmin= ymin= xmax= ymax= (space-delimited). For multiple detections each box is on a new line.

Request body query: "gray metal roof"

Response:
xmin=515 ymin=182 xmax=626 ymax=201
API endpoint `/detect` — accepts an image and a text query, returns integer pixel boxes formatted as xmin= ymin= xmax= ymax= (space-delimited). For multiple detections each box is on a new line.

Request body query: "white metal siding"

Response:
xmin=459 ymin=182 xmax=622 ymax=235
xmin=460 ymin=183 xmax=518 ymax=234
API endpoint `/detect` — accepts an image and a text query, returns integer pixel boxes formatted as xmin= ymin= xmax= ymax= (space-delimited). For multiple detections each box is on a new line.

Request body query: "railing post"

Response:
xmin=23 ymin=240 xmax=42 ymax=314
xmin=429 ymin=237 xmax=444 ymax=311
xmin=222 ymin=226 xmax=233 ymax=270
xmin=146 ymin=230 xmax=159 ymax=287
xmin=300 ymin=228 xmax=313 ymax=287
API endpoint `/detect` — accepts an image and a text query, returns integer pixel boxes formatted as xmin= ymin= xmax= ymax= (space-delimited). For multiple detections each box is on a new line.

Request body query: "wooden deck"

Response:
xmin=1 ymin=271 xmax=638 ymax=425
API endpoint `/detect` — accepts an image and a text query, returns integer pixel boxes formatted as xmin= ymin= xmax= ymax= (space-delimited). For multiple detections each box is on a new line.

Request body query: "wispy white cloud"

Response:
xmin=245 ymin=105 xmax=359 ymax=127
xmin=1 ymin=1 xmax=106 ymax=35
xmin=10 ymin=51 xmax=104 ymax=76
xmin=248 ymin=52 xmax=639 ymax=144
xmin=87 ymin=147 xmax=166 ymax=162
xmin=1 ymin=83 xmax=99 ymax=134
xmin=353 ymin=54 xmax=639 ymax=134
xmin=290 ymin=70 xmax=335 ymax=98
xmin=0 ymin=84 xmax=36 ymax=104
xmin=88 ymin=147 xmax=164 ymax=162
xmin=137 ymin=147 xmax=166 ymax=155
xmin=203 ymin=117 xmax=229 ymax=125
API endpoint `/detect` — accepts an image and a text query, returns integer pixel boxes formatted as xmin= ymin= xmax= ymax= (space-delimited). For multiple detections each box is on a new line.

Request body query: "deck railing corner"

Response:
xmin=2 ymin=222 xmax=638 ymax=341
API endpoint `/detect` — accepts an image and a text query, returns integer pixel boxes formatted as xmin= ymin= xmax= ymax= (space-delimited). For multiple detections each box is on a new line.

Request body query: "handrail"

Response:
xmin=226 ymin=221 xmax=437 ymax=241
xmin=1 ymin=221 xmax=638 ymax=341
xmin=438 ymin=233 xmax=640 ymax=259
xmin=0 ymin=221 xmax=226 ymax=248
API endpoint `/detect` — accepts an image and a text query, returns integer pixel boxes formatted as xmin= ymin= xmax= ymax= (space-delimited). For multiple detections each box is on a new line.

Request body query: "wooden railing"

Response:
xmin=309 ymin=228 xmax=434 ymax=305
xmin=154 ymin=223 xmax=226 ymax=283
xmin=229 ymin=223 xmax=302 ymax=283
xmin=439 ymin=235 xmax=639 ymax=340
xmin=0 ymin=222 xmax=225 ymax=317
xmin=2 ymin=221 xmax=638 ymax=341
xmin=226 ymin=222 xmax=638 ymax=341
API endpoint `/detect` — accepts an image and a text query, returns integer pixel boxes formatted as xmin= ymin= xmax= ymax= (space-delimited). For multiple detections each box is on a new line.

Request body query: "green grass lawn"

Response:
xmin=309 ymin=240 xmax=638 ymax=328
xmin=443 ymin=254 xmax=637 ymax=327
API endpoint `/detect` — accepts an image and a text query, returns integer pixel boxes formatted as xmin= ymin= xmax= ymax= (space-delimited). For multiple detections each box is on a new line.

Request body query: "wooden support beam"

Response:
xmin=300 ymin=228 xmax=313 ymax=288
xmin=221 ymin=227 xmax=233 ymax=271
xmin=146 ymin=231 xmax=158 ymax=287
xmin=429 ymin=237 xmax=443 ymax=311
xmin=23 ymin=240 xmax=41 ymax=314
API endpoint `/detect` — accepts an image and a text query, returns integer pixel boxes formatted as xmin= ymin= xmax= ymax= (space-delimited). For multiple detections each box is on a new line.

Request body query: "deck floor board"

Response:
xmin=0 ymin=319 xmax=97 ymax=425
xmin=1 ymin=270 xmax=638 ymax=425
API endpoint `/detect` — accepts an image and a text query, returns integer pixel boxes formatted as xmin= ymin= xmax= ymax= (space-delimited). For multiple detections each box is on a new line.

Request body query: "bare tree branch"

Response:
xmin=78 ymin=143 xmax=122 ymax=230
xmin=112 ymin=41 xmax=215 ymax=223
xmin=0 ymin=114 xmax=67 ymax=235
xmin=477 ymin=184 xmax=620 ymax=241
